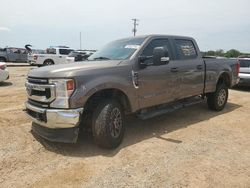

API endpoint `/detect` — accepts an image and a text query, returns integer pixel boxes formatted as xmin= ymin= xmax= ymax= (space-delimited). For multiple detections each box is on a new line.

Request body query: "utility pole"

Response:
xmin=79 ymin=32 xmax=82 ymax=50
xmin=132 ymin=18 xmax=139 ymax=36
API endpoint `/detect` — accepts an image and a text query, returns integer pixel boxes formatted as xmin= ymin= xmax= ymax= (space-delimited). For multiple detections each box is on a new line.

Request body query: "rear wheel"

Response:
xmin=92 ymin=100 xmax=125 ymax=149
xmin=43 ymin=60 xmax=54 ymax=66
xmin=207 ymin=84 xmax=228 ymax=111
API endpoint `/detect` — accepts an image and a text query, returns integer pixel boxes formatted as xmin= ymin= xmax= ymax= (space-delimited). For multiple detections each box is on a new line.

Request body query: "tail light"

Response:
xmin=236 ymin=60 xmax=240 ymax=76
xmin=0 ymin=64 xmax=6 ymax=70
xmin=34 ymin=55 xmax=38 ymax=60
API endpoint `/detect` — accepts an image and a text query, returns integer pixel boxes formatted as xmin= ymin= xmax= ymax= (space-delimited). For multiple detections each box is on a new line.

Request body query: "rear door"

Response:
xmin=172 ymin=39 xmax=204 ymax=99
xmin=19 ymin=49 xmax=28 ymax=62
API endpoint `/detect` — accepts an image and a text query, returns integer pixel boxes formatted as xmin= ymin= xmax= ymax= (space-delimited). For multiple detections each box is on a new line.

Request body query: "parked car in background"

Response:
xmin=29 ymin=46 xmax=74 ymax=66
xmin=28 ymin=49 xmax=46 ymax=65
xmin=0 ymin=47 xmax=28 ymax=62
xmin=25 ymin=35 xmax=239 ymax=149
xmin=66 ymin=50 xmax=96 ymax=63
xmin=0 ymin=62 xmax=9 ymax=82
xmin=237 ymin=57 xmax=250 ymax=86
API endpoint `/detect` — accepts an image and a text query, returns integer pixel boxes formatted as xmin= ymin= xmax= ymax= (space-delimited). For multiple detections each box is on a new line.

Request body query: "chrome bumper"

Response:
xmin=25 ymin=102 xmax=83 ymax=129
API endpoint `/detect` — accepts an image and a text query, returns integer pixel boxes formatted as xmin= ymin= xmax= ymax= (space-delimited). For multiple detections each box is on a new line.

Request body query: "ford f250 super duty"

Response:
xmin=25 ymin=35 xmax=239 ymax=148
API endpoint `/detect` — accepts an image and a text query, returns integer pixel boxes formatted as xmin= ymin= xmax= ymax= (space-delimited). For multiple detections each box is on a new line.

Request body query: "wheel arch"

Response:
xmin=84 ymin=88 xmax=132 ymax=114
xmin=0 ymin=56 xmax=7 ymax=62
xmin=216 ymin=72 xmax=231 ymax=88
xmin=43 ymin=59 xmax=54 ymax=64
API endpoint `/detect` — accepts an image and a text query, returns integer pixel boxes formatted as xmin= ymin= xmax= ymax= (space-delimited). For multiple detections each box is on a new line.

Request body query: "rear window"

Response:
xmin=239 ymin=60 xmax=250 ymax=67
xmin=175 ymin=39 xmax=197 ymax=60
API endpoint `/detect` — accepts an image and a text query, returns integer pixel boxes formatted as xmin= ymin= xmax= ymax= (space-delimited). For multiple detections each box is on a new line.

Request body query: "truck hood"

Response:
xmin=28 ymin=60 xmax=122 ymax=78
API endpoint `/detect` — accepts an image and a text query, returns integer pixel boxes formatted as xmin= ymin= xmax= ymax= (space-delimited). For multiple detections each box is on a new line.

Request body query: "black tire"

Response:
xmin=0 ymin=57 xmax=6 ymax=62
xmin=43 ymin=59 xmax=54 ymax=66
xmin=92 ymin=100 xmax=125 ymax=149
xmin=207 ymin=84 xmax=228 ymax=111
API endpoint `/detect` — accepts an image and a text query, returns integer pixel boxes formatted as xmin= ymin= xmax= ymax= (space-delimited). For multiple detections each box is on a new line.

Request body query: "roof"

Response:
xmin=130 ymin=34 xmax=194 ymax=40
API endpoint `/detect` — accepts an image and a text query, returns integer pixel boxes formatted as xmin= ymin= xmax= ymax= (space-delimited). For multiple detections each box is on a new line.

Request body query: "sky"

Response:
xmin=0 ymin=0 xmax=250 ymax=52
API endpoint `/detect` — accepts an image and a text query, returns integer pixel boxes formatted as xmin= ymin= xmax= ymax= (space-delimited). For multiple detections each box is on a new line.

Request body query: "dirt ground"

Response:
xmin=0 ymin=65 xmax=250 ymax=188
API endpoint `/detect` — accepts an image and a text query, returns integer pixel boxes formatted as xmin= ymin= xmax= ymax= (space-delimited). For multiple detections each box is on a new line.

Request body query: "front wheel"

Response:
xmin=92 ymin=100 xmax=125 ymax=149
xmin=207 ymin=84 xmax=228 ymax=111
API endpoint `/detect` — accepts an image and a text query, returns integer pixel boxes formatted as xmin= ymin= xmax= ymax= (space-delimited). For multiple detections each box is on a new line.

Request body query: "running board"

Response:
xmin=137 ymin=97 xmax=204 ymax=120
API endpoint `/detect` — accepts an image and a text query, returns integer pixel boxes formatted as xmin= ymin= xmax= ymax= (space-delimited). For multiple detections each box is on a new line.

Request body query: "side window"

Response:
xmin=141 ymin=39 xmax=170 ymax=64
xmin=46 ymin=48 xmax=56 ymax=54
xmin=175 ymin=39 xmax=197 ymax=60
xmin=59 ymin=49 xmax=73 ymax=55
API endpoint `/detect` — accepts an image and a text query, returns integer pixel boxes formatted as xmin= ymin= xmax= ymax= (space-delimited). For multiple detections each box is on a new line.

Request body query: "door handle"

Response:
xmin=170 ymin=67 xmax=178 ymax=73
xmin=196 ymin=65 xmax=203 ymax=70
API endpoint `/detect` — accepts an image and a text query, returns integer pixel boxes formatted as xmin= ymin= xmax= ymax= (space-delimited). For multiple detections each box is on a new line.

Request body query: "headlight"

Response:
xmin=49 ymin=79 xmax=75 ymax=108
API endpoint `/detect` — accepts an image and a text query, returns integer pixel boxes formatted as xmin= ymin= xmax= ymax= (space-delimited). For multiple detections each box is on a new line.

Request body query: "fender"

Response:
xmin=69 ymin=75 xmax=139 ymax=112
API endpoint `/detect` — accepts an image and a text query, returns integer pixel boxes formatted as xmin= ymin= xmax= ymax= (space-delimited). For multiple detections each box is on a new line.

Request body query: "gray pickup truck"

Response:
xmin=25 ymin=35 xmax=239 ymax=148
xmin=0 ymin=47 xmax=28 ymax=62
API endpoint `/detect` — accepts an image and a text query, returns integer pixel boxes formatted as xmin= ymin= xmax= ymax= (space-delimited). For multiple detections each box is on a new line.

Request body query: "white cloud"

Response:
xmin=0 ymin=27 xmax=11 ymax=31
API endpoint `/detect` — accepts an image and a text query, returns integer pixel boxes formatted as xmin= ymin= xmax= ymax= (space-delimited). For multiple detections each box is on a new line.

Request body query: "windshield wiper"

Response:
xmin=93 ymin=57 xmax=110 ymax=60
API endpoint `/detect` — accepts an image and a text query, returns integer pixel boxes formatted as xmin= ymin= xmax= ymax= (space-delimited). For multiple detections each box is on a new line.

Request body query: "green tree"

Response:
xmin=215 ymin=49 xmax=225 ymax=57
xmin=206 ymin=50 xmax=216 ymax=56
xmin=225 ymin=49 xmax=241 ymax=58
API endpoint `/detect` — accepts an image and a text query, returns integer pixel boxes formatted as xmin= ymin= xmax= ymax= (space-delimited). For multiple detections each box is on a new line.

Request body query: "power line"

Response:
xmin=132 ymin=18 xmax=139 ymax=36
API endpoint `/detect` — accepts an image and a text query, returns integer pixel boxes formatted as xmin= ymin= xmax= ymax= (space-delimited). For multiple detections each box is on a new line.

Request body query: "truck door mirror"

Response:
xmin=153 ymin=47 xmax=169 ymax=66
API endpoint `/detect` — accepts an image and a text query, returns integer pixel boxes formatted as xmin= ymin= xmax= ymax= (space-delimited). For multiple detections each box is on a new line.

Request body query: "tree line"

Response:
xmin=201 ymin=49 xmax=250 ymax=58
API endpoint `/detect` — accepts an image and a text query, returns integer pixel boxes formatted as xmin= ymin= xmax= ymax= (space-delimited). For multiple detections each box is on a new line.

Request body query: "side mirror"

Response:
xmin=153 ymin=47 xmax=169 ymax=66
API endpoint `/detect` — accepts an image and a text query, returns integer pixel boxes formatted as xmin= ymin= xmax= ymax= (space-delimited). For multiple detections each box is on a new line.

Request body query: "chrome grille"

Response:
xmin=25 ymin=78 xmax=56 ymax=103
xmin=27 ymin=77 xmax=48 ymax=84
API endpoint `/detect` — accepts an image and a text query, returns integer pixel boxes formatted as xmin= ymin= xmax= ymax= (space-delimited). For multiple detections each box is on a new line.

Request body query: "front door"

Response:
xmin=137 ymin=38 xmax=179 ymax=109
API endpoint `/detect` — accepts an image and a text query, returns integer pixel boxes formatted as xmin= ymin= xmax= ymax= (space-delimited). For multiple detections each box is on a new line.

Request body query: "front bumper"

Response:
xmin=25 ymin=102 xmax=83 ymax=142
xmin=32 ymin=123 xmax=79 ymax=143
xmin=25 ymin=102 xmax=83 ymax=129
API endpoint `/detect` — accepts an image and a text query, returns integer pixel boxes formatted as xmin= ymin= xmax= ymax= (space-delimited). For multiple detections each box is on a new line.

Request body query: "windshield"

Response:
xmin=88 ymin=37 xmax=146 ymax=61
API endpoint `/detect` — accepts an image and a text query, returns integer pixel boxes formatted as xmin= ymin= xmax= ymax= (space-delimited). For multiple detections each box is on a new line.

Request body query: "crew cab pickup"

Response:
xmin=30 ymin=46 xmax=74 ymax=66
xmin=0 ymin=47 xmax=28 ymax=62
xmin=25 ymin=35 xmax=239 ymax=148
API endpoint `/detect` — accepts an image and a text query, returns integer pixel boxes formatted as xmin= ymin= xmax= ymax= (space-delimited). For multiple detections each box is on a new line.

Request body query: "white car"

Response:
xmin=29 ymin=46 xmax=74 ymax=66
xmin=0 ymin=63 xmax=9 ymax=82
xmin=238 ymin=57 xmax=250 ymax=86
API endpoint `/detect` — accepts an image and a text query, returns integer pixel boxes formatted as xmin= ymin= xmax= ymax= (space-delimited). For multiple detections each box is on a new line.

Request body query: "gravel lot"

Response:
xmin=0 ymin=65 xmax=250 ymax=188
